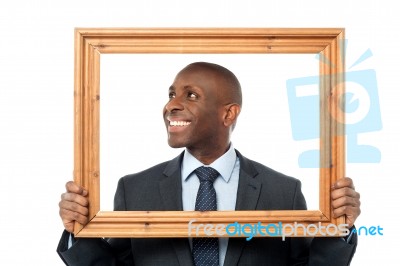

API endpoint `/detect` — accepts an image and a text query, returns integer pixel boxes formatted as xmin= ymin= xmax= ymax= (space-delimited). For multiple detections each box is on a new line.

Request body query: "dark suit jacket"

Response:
xmin=57 ymin=150 xmax=357 ymax=265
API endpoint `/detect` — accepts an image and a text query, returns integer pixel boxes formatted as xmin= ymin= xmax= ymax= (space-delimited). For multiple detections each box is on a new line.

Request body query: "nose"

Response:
xmin=164 ymin=96 xmax=184 ymax=113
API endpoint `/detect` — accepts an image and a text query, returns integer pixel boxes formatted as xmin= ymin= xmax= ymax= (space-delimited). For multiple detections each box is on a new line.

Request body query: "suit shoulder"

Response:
xmin=241 ymin=157 xmax=306 ymax=210
xmin=248 ymin=158 xmax=300 ymax=183
xmin=129 ymin=160 xmax=171 ymax=174
xmin=121 ymin=160 xmax=170 ymax=182
xmin=118 ymin=152 xmax=182 ymax=185
xmin=241 ymin=158 xmax=302 ymax=196
xmin=236 ymin=150 xmax=300 ymax=184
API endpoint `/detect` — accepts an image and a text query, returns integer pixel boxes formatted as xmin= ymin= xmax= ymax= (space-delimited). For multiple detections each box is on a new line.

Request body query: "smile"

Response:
xmin=169 ymin=121 xmax=191 ymax=126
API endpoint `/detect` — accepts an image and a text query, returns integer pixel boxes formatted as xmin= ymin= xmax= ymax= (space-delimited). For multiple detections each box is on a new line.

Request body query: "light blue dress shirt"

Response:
xmin=181 ymin=144 xmax=240 ymax=266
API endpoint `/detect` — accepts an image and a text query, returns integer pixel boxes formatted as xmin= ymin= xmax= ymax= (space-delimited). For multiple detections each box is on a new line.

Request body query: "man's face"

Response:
xmin=163 ymin=67 xmax=228 ymax=153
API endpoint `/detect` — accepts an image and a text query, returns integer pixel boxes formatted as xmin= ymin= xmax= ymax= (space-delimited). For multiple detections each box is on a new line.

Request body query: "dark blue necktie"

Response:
xmin=192 ymin=166 xmax=219 ymax=266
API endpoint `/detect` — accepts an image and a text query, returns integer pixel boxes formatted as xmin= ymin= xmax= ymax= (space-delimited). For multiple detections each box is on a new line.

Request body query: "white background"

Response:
xmin=100 ymin=54 xmax=320 ymax=211
xmin=0 ymin=1 xmax=398 ymax=265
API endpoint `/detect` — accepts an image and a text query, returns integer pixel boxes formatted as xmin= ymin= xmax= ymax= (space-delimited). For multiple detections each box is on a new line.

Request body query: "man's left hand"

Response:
xmin=331 ymin=177 xmax=361 ymax=227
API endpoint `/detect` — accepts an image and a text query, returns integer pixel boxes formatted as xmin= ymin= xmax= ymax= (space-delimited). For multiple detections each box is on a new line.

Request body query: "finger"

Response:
xmin=332 ymin=177 xmax=354 ymax=190
xmin=331 ymin=194 xmax=361 ymax=210
xmin=332 ymin=205 xmax=361 ymax=227
xmin=61 ymin=192 xmax=89 ymax=207
xmin=62 ymin=220 xmax=75 ymax=233
xmin=59 ymin=198 xmax=89 ymax=217
xmin=65 ymin=181 xmax=88 ymax=196
xmin=60 ymin=208 xmax=89 ymax=226
xmin=331 ymin=187 xmax=360 ymax=200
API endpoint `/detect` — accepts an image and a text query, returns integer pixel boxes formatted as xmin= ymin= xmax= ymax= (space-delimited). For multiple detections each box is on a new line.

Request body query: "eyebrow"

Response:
xmin=168 ymin=85 xmax=195 ymax=91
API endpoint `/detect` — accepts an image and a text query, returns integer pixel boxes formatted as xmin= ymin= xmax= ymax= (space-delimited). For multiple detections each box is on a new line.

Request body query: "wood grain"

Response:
xmin=73 ymin=28 xmax=346 ymax=237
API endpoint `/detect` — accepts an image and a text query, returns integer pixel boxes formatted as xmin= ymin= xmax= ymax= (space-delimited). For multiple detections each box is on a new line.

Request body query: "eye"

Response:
xmin=188 ymin=92 xmax=198 ymax=99
xmin=169 ymin=92 xmax=175 ymax=99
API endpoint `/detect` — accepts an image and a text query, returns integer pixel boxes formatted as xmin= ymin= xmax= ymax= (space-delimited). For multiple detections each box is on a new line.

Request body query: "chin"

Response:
xmin=167 ymin=140 xmax=186 ymax=149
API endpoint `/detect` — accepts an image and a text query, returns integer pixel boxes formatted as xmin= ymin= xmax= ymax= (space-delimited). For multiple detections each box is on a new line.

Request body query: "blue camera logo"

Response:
xmin=286 ymin=49 xmax=382 ymax=168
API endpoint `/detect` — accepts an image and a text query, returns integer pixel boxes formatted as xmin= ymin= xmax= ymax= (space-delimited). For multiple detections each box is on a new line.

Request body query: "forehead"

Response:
xmin=172 ymin=66 xmax=222 ymax=89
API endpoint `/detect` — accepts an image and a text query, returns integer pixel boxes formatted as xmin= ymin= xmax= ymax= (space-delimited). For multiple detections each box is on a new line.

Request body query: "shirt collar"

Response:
xmin=181 ymin=144 xmax=237 ymax=183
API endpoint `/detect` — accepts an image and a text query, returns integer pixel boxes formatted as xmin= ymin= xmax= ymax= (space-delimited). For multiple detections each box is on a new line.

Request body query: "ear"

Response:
xmin=223 ymin=104 xmax=241 ymax=127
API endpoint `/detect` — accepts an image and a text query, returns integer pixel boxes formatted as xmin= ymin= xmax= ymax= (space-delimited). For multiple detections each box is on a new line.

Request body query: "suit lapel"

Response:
xmin=224 ymin=151 xmax=262 ymax=266
xmin=159 ymin=154 xmax=183 ymax=211
xmin=159 ymin=152 xmax=194 ymax=266
xmin=234 ymin=151 xmax=262 ymax=210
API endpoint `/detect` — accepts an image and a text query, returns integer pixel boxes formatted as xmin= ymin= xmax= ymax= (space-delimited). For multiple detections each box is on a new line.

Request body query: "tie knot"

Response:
xmin=195 ymin=166 xmax=219 ymax=183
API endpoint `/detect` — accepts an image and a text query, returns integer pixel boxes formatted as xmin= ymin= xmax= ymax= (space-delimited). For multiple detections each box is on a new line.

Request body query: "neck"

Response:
xmin=187 ymin=143 xmax=230 ymax=165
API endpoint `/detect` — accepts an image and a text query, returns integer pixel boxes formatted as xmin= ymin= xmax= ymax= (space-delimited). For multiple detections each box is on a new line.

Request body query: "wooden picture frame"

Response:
xmin=73 ymin=28 xmax=345 ymax=238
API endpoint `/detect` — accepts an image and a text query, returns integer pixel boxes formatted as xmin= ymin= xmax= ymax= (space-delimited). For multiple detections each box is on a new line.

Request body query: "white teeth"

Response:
xmin=170 ymin=121 xmax=191 ymax=126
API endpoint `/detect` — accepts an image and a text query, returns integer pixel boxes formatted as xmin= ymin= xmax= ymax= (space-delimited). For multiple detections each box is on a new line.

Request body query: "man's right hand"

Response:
xmin=59 ymin=181 xmax=89 ymax=233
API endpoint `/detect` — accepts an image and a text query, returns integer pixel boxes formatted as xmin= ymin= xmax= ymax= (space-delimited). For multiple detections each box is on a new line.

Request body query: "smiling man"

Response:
xmin=57 ymin=62 xmax=360 ymax=266
xmin=164 ymin=63 xmax=241 ymax=165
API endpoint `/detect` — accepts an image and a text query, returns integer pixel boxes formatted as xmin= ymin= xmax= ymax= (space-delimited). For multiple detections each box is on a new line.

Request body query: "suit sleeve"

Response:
xmin=56 ymin=230 xmax=118 ymax=266
xmin=289 ymin=179 xmax=358 ymax=266
xmin=308 ymin=234 xmax=357 ymax=266
xmin=288 ymin=179 xmax=313 ymax=265
xmin=56 ymin=178 xmax=134 ymax=265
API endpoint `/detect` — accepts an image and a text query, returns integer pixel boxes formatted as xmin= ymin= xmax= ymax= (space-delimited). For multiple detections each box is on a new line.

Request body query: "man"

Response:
xmin=58 ymin=62 xmax=361 ymax=265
